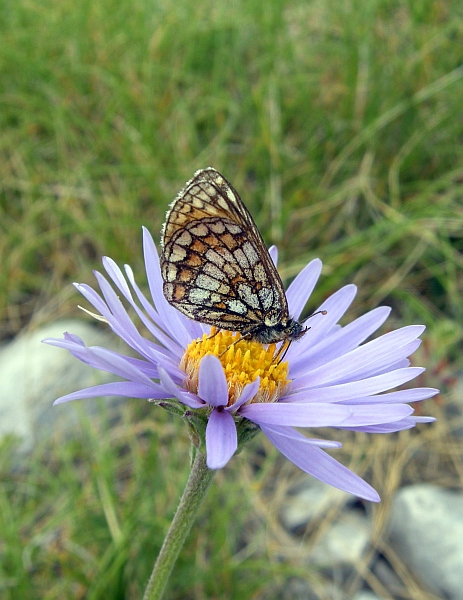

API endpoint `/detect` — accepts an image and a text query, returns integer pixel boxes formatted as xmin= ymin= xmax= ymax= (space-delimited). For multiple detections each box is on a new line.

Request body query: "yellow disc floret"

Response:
xmin=180 ymin=327 xmax=291 ymax=407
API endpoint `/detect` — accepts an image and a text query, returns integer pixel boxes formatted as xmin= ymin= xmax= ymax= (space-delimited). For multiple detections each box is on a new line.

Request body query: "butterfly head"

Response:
xmin=249 ymin=317 xmax=307 ymax=345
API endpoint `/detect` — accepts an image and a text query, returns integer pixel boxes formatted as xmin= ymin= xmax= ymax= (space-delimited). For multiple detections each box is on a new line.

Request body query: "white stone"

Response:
xmin=280 ymin=478 xmax=373 ymax=567
xmin=280 ymin=478 xmax=372 ymax=569
xmin=0 ymin=320 xmax=122 ymax=450
xmin=388 ymin=484 xmax=463 ymax=600
xmin=280 ymin=478 xmax=351 ymax=530
xmin=310 ymin=512 xmax=371 ymax=568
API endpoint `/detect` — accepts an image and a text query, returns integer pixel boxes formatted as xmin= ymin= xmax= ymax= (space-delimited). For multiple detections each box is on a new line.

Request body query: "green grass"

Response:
xmin=1 ymin=0 xmax=462 ymax=597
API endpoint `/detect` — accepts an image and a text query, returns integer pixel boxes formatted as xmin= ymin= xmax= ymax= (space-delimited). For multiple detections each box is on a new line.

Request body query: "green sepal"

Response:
xmin=236 ymin=417 xmax=261 ymax=453
xmin=149 ymin=397 xmax=185 ymax=417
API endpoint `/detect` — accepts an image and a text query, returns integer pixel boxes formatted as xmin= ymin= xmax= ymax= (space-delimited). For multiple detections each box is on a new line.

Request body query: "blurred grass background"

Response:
xmin=1 ymin=0 xmax=462 ymax=597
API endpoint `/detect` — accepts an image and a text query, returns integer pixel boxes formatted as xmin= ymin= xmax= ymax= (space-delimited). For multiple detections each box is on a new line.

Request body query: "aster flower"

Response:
xmin=44 ymin=227 xmax=437 ymax=503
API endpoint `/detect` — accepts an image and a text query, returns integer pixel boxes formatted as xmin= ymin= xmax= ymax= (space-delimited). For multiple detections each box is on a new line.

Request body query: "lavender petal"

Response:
xmin=53 ymin=381 xmax=165 ymax=405
xmin=198 ymin=354 xmax=228 ymax=407
xmin=158 ymin=367 xmax=204 ymax=409
xmin=286 ymin=258 xmax=322 ymax=320
xmin=261 ymin=425 xmax=380 ymax=502
xmin=288 ymin=367 xmax=425 ymax=403
xmin=206 ymin=409 xmax=238 ymax=469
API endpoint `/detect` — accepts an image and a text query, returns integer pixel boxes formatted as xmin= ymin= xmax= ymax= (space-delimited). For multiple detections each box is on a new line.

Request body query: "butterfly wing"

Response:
xmin=160 ymin=168 xmax=288 ymax=333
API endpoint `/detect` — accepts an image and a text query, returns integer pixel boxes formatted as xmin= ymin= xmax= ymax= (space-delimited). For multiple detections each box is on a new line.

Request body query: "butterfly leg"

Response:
xmin=274 ymin=339 xmax=291 ymax=364
xmin=218 ymin=333 xmax=245 ymax=357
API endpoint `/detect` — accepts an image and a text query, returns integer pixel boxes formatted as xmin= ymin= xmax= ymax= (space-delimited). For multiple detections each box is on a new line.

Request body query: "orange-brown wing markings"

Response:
xmin=160 ymin=168 xmax=304 ymax=342
xmin=162 ymin=215 xmax=284 ymax=332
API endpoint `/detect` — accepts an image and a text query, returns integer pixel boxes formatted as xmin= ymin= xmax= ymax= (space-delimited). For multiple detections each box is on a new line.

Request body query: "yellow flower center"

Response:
xmin=180 ymin=327 xmax=291 ymax=407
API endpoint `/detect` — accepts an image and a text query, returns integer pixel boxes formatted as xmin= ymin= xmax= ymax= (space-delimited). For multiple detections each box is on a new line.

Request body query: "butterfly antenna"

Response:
xmin=308 ymin=309 xmax=327 ymax=320
xmin=274 ymin=310 xmax=327 ymax=364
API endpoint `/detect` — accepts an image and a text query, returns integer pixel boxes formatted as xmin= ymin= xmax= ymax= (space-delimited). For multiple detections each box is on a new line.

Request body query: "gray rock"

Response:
xmin=388 ymin=484 xmax=463 ymax=600
xmin=372 ymin=558 xmax=405 ymax=597
xmin=310 ymin=512 xmax=372 ymax=568
xmin=352 ymin=593 xmax=382 ymax=600
xmin=263 ymin=578 xmax=347 ymax=600
xmin=0 ymin=320 xmax=122 ymax=450
xmin=280 ymin=478 xmax=372 ymax=570
xmin=280 ymin=478 xmax=351 ymax=530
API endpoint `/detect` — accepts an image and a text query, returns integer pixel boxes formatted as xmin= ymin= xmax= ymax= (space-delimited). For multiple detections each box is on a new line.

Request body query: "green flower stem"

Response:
xmin=143 ymin=449 xmax=215 ymax=600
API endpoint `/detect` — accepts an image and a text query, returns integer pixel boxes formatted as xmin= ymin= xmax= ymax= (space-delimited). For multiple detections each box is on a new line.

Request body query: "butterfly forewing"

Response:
xmin=160 ymin=168 xmax=304 ymax=344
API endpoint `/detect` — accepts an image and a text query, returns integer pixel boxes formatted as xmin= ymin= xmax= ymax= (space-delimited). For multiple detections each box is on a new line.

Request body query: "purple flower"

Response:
xmin=43 ymin=228 xmax=437 ymax=502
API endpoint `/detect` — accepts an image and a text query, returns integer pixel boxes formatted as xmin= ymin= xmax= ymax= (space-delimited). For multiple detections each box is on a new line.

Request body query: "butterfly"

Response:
xmin=160 ymin=167 xmax=308 ymax=345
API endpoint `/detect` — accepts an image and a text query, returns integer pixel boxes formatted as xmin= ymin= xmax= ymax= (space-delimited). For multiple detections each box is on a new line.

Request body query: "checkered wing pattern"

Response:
xmin=160 ymin=168 xmax=303 ymax=343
